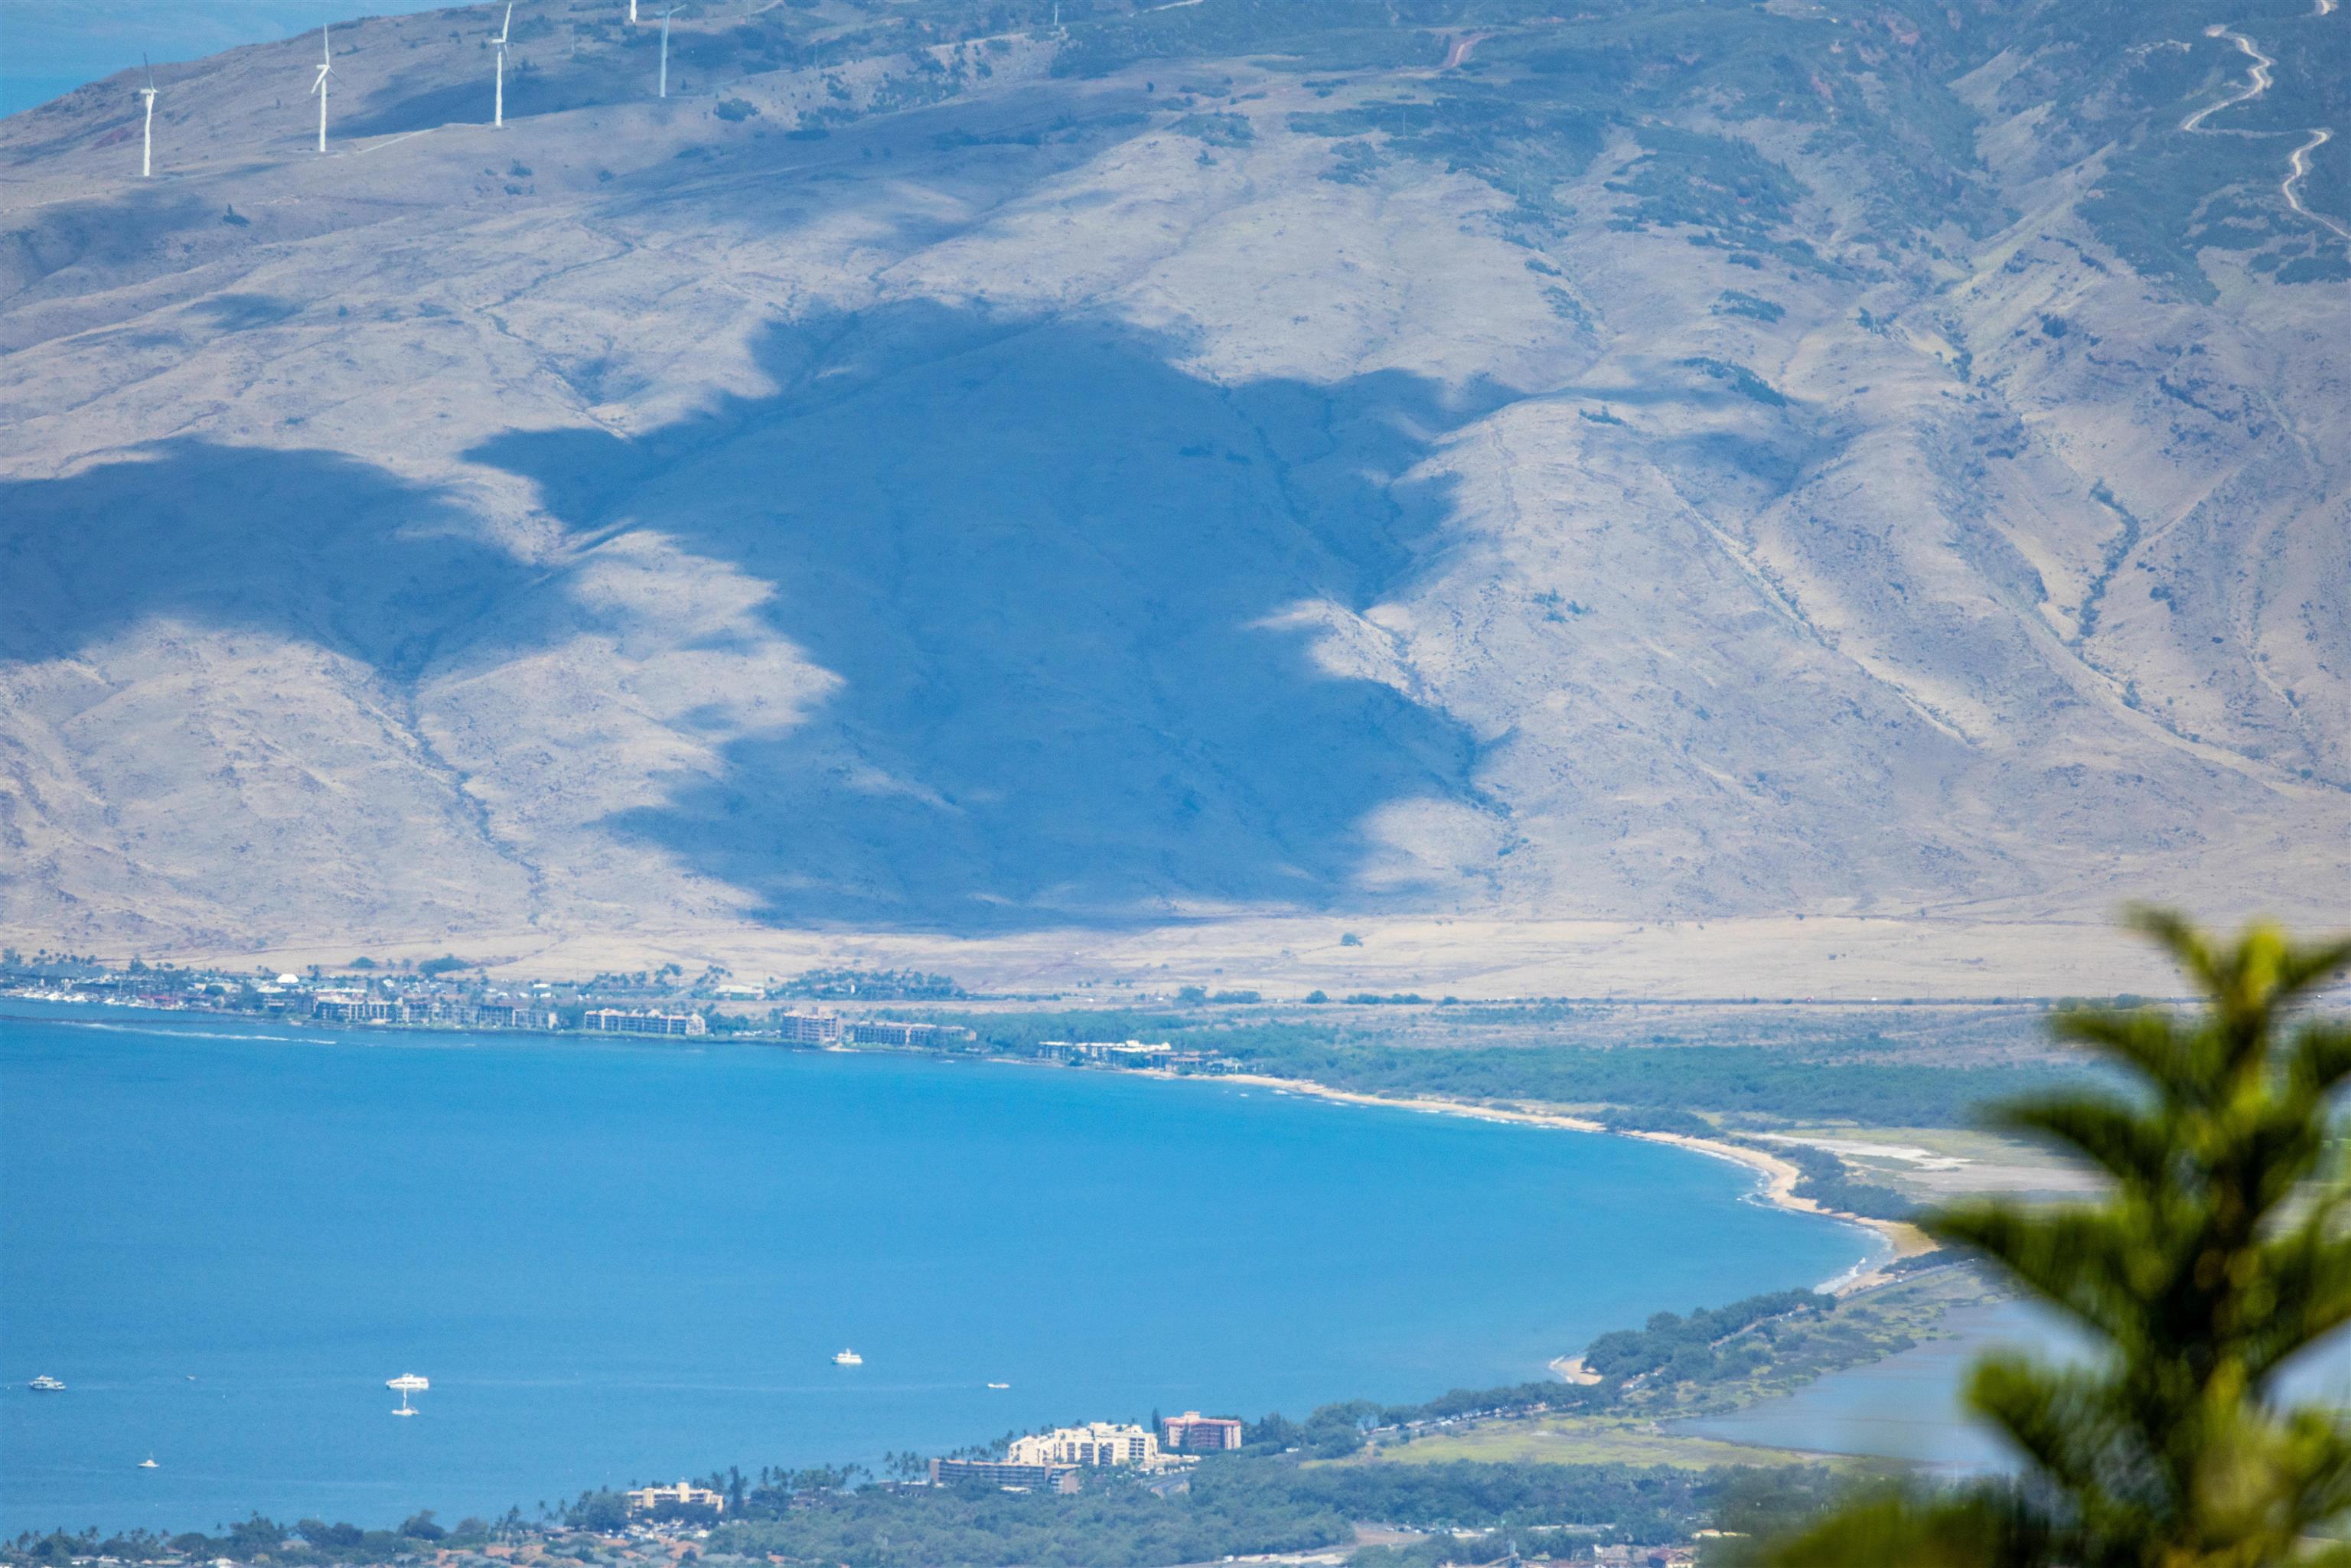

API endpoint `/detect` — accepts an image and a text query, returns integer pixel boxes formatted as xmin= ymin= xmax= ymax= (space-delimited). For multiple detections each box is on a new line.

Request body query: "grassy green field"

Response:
xmin=1342 ymin=1415 xmax=1844 ymax=1470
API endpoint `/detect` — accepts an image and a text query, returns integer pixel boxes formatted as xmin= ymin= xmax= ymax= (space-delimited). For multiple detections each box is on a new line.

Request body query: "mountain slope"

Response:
xmin=3 ymin=0 xmax=2345 ymax=986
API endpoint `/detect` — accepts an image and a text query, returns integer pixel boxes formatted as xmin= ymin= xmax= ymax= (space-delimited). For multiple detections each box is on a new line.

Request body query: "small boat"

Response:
xmin=831 ymin=1349 xmax=863 ymax=1366
xmin=986 ymin=1382 xmax=1010 ymax=1390
xmin=139 ymin=1457 xmax=159 ymax=1469
xmin=28 ymin=1375 xmax=66 ymax=1392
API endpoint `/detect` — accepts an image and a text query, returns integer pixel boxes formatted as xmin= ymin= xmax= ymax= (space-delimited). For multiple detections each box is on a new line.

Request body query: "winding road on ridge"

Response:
xmin=2183 ymin=2 xmax=2351 ymax=243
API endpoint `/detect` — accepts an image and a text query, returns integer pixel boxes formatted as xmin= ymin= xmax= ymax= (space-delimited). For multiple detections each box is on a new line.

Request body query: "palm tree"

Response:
xmin=1761 ymin=911 xmax=2351 ymax=1567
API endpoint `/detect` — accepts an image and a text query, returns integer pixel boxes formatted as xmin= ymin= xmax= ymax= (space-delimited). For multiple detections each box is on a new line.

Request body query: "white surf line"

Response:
xmin=2180 ymin=15 xmax=2347 ymax=246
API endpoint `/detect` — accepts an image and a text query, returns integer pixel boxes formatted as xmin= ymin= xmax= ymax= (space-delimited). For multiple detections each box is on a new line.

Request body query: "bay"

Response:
xmin=3 ymin=1005 xmax=1873 ymax=1534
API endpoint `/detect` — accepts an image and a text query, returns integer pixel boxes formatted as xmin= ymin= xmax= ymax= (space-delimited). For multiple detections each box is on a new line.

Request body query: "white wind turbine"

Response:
xmin=659 ymin=5 xmax=676 ymax=98
xmin=493 ymin=3 xmax=513 ymax=127
xmin=137 ymin=54 xmax=158 ymax=178
xmin=309 ymin=27 xmax=334 ymax=152
xmin=629 ymin=0 xmax=638 ymax=21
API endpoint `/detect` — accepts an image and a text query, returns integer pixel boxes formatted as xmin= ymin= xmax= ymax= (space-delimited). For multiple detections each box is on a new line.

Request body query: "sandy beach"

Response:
xmin=1207 ymin=1073 xmax=1936 ymax=1302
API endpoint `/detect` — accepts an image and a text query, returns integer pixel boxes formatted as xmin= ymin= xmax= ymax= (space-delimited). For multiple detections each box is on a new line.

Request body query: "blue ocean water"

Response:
xmin=2 ymin=1005 xmax=1873 ymax=1534
xmin=0 ymin=2 xmax=453 ymax=119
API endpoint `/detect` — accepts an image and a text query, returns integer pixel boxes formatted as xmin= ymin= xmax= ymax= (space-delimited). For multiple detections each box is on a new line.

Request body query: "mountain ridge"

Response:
xmin=3 ymin=0 xmax=2345 ymax=989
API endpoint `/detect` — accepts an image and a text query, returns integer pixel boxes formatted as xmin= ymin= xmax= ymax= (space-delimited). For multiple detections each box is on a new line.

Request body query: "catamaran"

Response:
xmin=386 ymin=1372 xmax=429 ymax=1415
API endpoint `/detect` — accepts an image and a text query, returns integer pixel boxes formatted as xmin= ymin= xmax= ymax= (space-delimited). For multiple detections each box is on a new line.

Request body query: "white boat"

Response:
xmin=986 ymin=1382 xmax=1010 ymax=1390
xmin=139 ymin=1457 xmax=159 ymax=1469
xmin=831 ymin=1349 xmax=863 ymax=1366
xmin=28 ymin=1375 xmax=66 ymax=1392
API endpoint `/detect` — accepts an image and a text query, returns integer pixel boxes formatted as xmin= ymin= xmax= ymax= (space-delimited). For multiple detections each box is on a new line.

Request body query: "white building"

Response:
xmin=1006 ymin=1421 xmax=1160 ymax=1468
xmin=582 ymin=1008 xmax=707 ymax=1036
xmin=624 ymin=1480 xmax=724 ymax=1514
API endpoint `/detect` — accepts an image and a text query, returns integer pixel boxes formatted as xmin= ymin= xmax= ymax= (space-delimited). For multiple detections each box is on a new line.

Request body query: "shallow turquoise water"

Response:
xmin=2 ymin=1005 xmax=1873 ymax=1533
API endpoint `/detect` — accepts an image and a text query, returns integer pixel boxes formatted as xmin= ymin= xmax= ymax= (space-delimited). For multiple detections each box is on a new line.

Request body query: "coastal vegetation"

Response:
xmin=930 ymin=1008 xmax=2067 ymax=1128
xmin=1749 ymin=914 xmax=2351 ymax=1566
xmin=1579 ymin=1290 xmax=1826 ymax=1385
xmin=700 ymin=1456 xmax=1847 ymax=1565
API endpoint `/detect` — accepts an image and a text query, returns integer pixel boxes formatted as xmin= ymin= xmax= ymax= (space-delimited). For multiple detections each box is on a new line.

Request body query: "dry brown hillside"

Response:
xmin=2 ymin=0 xmax=2345 ymax=993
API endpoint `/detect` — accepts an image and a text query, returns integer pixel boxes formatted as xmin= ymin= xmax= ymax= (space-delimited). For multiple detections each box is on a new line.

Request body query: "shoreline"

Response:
xmin=15 ymin=995 xmax=1935 ymax=1287
xmin=17 ymin=999 xmax=1955 ymax=1460
xmin=1201 ymin=1071 xmax=1935 ymax=1299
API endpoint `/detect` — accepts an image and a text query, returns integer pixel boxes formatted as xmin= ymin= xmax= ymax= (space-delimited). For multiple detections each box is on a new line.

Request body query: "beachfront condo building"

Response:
xmin=1006 ymin=1421 xmax=1161 ymax=1467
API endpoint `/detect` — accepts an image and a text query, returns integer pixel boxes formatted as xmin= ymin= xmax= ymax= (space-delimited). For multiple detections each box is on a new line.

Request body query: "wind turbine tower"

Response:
xmin=659 ymin=6 xmax=676 ymax=98
xmin=309 ymin=27 xmax=334 ymax=152
xmin=629 ymin=0 xmax=638 ymax=21
xmin=137 ymin=55 xmax=158 ymax=178
xmin=493 ymin=3 xmax=513 ymax=127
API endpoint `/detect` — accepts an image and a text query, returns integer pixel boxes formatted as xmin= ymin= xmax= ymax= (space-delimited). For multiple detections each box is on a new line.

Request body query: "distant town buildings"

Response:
xmin=928 ymin=1459 xmax=1082 ymax=1493
xmin=1046 ymin=1039 xmax=1228 ymax=1071
xmin=774 ymin=1011 xmax=845 ymax=1044
xmin=845 ymin=1018 xmax=959 ymax=1048
xmin=623 ymin=1481 xmax=725 ymax=1515
xmin=312 ymin=996 xmax=402 ymax=1023
xmin=1052 ymin=1038 xmax=1173 ymax=1063
xmin=583 ymin=1009 xmax=709 ymax=1037
xmin=766 ymin=1012 xmax=970 ymax=1048
xmin=5 ymin=957 xmax=1187 ymax=1068
xmin=1006 ymin=1421 xmax=1161 ymax=1468
xmin=311 ymin=996 xmax=558 ymax=1028
xmin=1160 ymin=1410 xmax=1244 ymax=1452
xmin=471 ymin=1002 xmax=556 ymax=1028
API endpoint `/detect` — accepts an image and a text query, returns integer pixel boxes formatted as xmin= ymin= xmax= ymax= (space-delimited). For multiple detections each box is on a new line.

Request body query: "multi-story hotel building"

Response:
xmin=582 ymin=1009 xmax=708 ymax=1036
xmin=774 ymin=1011 xmax=844 ymax=1045
xmin=928 ymin=1459 xmax=1081 ymax=1493
xmin=1160 ymin=1411 xmax=1245 ymax=1452
xmin=623 ymin=1481 xmax=725 ymax=1515
xmin=1005 ymin=1422 xmax=1160 ymax=1468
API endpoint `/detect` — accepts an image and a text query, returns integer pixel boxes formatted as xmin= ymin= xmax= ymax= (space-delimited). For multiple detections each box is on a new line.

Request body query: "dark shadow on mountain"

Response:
xmin=0 ymin=441 xmax=533 ymax=678
xmin=337 ymin=48 xmax=663 ymax=140
xmin=474 ymin=300 xmax=1506 ymax=931
xmin=337 ymin=79 xmax=499 ymax=141
xmin=0 ymin=191 xmax=230 ymax=304
xmin=192 ymin=293 xmax=304 ymax=331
